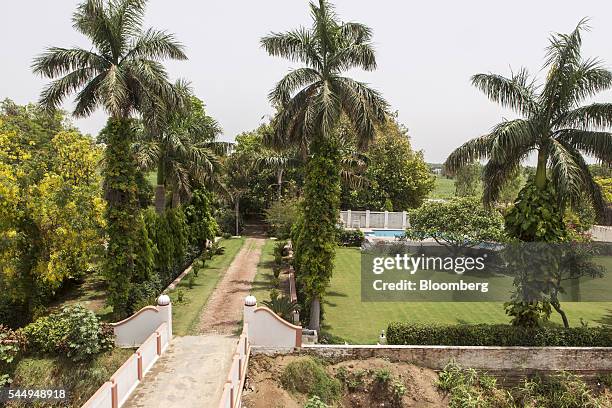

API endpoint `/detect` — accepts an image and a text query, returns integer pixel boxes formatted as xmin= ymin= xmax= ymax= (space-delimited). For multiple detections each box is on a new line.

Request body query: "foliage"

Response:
xmin=304 ymin=395 xmax=329 ymax=408
xmin=445 ymin=21 xmax=612 ymax=216
xmin=596 ymin=177 xmax=612 ymax=203
xmin=504 ymin=301 xmax=551 ymax=328
xmin=263 ymin=0 xmax=388 ymax=330
xmin=505 ymin=181 xmax=568 ymax=242
xmin=0 ymin=102 xmax=105 ymax=316
xmin=386 ymin=322 xmax=612 ymax=347
xmin=407 ymin=197 xmax=507 ymax=248
xmin=280 ymin=357 xmax=342 ymax=404
xmin=262 ymin=289 xmax=299 ymax=321
xmin=340 ymin=118 xmax=434 ymax=210
xmin=264 ymin=198 xmax=301 ymax=239
xmin=21 ymin=305 xmax=113 ymax=362
xmin=454 ymin=162 xmax=483 ymax=197
xmin=135 ymin=95 xmax=226 ymax=211
xmin=101 ymin=119 xmax=146 ymax=319
xmin=273 ymin=240 xmax=287 ymax=265
xmin=336 ymin=229 xmax=365 ymax=247
xmin=293 ymin=138 xmax=341 ymax=329
xmin=0 ymin=325 xmax=25 ymax=386
xmin=437 ymin=361 xmax=609 ymax=408
xmin=185 ymin=188 xmax=219 ymax=247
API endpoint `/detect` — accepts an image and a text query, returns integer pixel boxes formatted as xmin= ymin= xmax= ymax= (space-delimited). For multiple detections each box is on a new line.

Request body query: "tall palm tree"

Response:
xmin=445 ymin=20 xmax=612 ymax=215
xmin=32 ymin=0 xmax=186 ymax=317
xmin=261 ymin=0 xmax=388 ymax=330
xmin=136 ymin=91 xmax=227 ymax=212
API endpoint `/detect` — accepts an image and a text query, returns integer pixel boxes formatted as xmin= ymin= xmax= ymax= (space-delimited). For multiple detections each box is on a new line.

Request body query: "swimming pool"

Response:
xmin=364 ymin=229 xmax=406 ymax=238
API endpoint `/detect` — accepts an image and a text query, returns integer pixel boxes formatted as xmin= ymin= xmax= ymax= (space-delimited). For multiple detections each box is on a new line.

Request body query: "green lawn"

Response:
xmin=428 ymin=175 xmax=455 ymax=199
xmin=323 ymin=247 xmax=612 ymax=344
xmin=169 ymin=237 xmax=245 ymax=336
xmin=251 ymin=239 xmax=277 ymax=303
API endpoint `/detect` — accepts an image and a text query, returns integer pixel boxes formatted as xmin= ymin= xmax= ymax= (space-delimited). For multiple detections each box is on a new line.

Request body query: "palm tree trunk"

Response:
xmin=535 ymin=148 xmax=548 ymax=188
xmin=309 ymin=296 xmax=321 ymax=332
xmin=277 ymin=168 xmax=284 ymax=201
xmin=171 ymin=190 xmax=181 ymax=208
xmin=155 ymin=160 xmax=166 ymax=214
xmin=234 ymin=199 xmax=240 ymax=236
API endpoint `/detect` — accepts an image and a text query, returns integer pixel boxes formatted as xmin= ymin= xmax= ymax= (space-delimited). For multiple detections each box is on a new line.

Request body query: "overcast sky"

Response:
xmin=2 ymin=0 xmax=612 ymax=162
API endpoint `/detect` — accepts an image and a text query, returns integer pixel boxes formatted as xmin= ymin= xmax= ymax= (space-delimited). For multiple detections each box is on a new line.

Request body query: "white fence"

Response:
xmin=340 ymin=210 xmax=408 ymax=229
xmin=590 ymin=225 xmax=612 ymax=242
xmin=81 ymin=297 xmax=173 ymax=408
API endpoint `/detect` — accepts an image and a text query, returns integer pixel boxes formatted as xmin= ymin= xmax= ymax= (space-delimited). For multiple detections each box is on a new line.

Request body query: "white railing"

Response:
xmin=218 ymin=325 xmax=251 ymax=408
xmin=81 ymin=297 xmax=172 ymax=408
xmin=340 ymin=210 xmax=408 ymax=229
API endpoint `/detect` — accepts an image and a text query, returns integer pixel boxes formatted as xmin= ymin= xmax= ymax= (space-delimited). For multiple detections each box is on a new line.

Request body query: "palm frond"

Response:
xmin=127 ymin=28 xmax=187 ymax=61
xmin=269 ymin=68 xmax=321 ymax=106
xmin=471 ymin=70 xmax=537 ymax=115
xmin=557 ymin=103 xmax=612 ymax=130
xmin=555 ymin=129 xmax=612 ymax=164
xmin=261 ymin=29 xmax=322 ymax=70
xmin=548 ymin=139 xmax=584 ymax=203
xmin=445 ymin=134 xmax=494 ymax=174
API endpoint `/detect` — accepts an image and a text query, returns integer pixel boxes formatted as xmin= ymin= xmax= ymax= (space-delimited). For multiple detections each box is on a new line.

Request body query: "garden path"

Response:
xmin=123 ymin=237 xmax=265 ymax=408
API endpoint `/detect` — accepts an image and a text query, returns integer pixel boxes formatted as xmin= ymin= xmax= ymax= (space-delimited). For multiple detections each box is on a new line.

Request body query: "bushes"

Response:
xmin=386 ymin=322 xmax=612 ymax=347
xmin=280 ymin=357 xmax=342 ymax=404
xmin=0 ymin=325 xmax=25 ymax=386
xmin=185 ymin=188 xmax=218 ymax=247
xmin=21 ymin=305 xmax=113 ymax=362
xmin=264 ymin=198 xmax=301 ymax=239
xmin=337 ymin=229 xmax=365 ymax=247
xmin=437 ymin=361 xmax=609 ymax=408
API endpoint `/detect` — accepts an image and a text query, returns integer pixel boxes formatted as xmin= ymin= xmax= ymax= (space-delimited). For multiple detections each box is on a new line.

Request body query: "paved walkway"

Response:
xmin=123 ymin=237 xmax=265 ymax=408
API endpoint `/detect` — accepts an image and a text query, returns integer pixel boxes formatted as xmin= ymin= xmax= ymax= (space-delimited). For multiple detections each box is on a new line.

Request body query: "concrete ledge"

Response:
xmin=271 ymin=345 xmax=612 ymax=376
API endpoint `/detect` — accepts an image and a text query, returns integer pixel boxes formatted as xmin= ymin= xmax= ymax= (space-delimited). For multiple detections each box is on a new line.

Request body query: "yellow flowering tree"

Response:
xmin=0 ymin=103 xmax=105 ymax=316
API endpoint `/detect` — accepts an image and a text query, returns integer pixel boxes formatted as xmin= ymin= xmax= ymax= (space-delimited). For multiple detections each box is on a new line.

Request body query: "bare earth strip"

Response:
xmin=198 ymin=237 xmax=265 ymax=334
xmin=123 ymin=237 xmax=264 ymax=408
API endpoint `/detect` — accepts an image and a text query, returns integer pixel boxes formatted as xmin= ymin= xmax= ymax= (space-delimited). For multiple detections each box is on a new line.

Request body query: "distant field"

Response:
xmin=429 ymin=175 xmax=455 ymax=199
xmin=323 ymin=247 xmax=612 ymax=344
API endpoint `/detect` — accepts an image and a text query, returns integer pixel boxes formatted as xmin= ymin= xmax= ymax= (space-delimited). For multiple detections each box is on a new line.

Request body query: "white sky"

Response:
xmin=2 ymin=0 xmax=612 ymax=162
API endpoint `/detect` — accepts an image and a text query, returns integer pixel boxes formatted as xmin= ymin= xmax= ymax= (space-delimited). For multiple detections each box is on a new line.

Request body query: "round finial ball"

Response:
xmin=157 ymin=294 xmax=171 ymax=306
xmin=244 ymin=295 xmax=257 ymax=306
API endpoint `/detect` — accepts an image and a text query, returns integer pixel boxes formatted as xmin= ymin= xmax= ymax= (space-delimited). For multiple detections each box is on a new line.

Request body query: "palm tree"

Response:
xmin=445 ymin=20 xmax=612 ymax=215
xmin=261 ymin=0 xmax=388 ymax=330
xmin=32 ymin=0 xmax=186 ymax=317
xmin=255 ymin=149 xmax=299 ymax=201
xmin=136 ymin=92 xmax=227 ymax=212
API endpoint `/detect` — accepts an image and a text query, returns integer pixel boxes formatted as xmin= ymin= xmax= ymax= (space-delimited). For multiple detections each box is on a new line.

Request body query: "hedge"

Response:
xmin=386 ymin=322 xmax=612 ymax=347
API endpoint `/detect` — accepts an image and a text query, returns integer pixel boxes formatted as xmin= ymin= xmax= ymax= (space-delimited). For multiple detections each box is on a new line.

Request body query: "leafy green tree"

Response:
xmin=445 ymin=21 xmax=612 ymax=216
xmin=33 ymin=0 xmax=186 ymax=318
xmin=343 ymin=119 xmax=434 ymax=210
xmin=407 ymin=197 xmax=507 ymax=250
xmin=454 ymin=162 xmax=482 ymax=197
xmin=262 ymin=0 xmax=388 ymax=330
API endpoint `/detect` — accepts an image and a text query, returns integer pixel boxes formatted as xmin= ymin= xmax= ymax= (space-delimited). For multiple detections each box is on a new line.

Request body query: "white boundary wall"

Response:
xmin=590 ymin=225 xmax=612 ymax=242
xmin=340 ymin=210 xmax=408 ymax=229
xmin=81 ymin=297 xmax=172 ymax=408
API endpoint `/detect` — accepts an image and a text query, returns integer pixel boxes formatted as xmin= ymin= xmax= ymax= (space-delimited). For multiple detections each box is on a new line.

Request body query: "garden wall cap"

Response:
xmin=245 ymin=295 xmax=257 ymax=306
xmin=157 ymin=294 xmax=171 ymax=306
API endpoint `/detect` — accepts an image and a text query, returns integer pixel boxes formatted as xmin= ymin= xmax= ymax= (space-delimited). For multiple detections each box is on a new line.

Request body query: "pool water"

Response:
xmin=364 ymin=229 xmax=406 ymax=238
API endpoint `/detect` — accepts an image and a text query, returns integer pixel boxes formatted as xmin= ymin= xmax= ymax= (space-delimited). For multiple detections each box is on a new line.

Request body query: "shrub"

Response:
xmin=21 ymin=305 xmax=113 ymax=362
xmin=127 ymin=273 xmax=162 ymax=315
xmin=222 ymin=232 xmax=232 ymax=239
xmin=188 ymin=273 xmax=196 ymax=289
xmin=386 ymin=322 xmax=612 ymax=347
xmin=262 ymin=289 xmax=299 ymax=321
xmin=265 ymin=198 xmax=301 ymax=239
xmin=337 ymin=229 xmax=365 ymax=247
xmin=304 ymin=395 xmax=329 ymax=408
xmin=280 ymin=357 xmax=341 ymax=403
xmin=0 ymin=325 xmax=25 ymax=386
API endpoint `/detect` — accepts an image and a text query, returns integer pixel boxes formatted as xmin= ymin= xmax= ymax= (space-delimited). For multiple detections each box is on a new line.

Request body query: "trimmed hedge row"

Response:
xmin=386 ymin=322 xmax=612 ymax=347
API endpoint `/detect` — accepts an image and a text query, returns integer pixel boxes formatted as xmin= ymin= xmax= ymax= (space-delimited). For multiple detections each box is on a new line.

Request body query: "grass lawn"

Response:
xmin=251 ymin=239 xmax=277 ymax=303
xmin=11 ymin=348 xmax=134 ymax=408
xmin=323 ymin=247 xmax=612 ymax=344
xmin=168 ymin=237 xmax=246 ymax=336
xmin=428 ymin=175 xmax=455 ymax=199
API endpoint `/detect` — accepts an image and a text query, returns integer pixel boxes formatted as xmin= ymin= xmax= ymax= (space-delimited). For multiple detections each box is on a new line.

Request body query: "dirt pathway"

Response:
xmin=198 ymin=237 xmax=265 ymax=334
xmin=123 ymin=237 xmax=265 ymax=408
